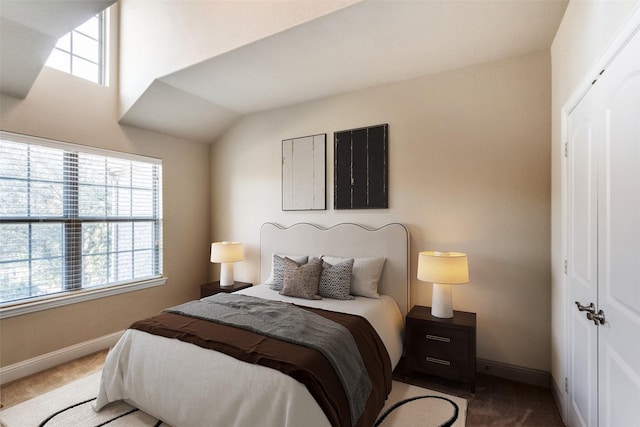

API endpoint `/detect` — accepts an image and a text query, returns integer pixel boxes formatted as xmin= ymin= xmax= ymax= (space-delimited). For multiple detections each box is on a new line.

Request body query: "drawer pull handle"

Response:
xmin=426 ymin=334 xmax=451 ymax=343
xmin=426 ymin=357 xmax=451 ymax=366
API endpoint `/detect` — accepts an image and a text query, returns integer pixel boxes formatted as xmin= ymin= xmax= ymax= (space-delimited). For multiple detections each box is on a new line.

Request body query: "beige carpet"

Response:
xmin=0 ymin=371 xmax=466 ymax=426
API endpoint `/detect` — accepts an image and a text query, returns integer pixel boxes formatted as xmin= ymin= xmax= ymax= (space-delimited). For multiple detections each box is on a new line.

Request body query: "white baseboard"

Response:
xmin=0 ymin=330 xmax=123 ymax=385
xmin=477 ymin=358 xmax=551 ymax=388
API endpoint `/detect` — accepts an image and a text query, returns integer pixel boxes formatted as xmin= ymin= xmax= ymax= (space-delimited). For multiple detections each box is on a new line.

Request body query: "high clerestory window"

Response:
xmin=45 ymin=10 xmax=108 ymax=85
xmin=0 ymin=132 xmax=164 ymax=317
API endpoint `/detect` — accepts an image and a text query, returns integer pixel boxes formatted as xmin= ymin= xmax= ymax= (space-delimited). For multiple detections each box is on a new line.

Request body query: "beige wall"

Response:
xmin=211 ymin=51 xmax=552 ymax=371
xmin=550 ymin=0 xmax=640 ymax=416
xmin=0 ymin=27 xmax=211 ymax=365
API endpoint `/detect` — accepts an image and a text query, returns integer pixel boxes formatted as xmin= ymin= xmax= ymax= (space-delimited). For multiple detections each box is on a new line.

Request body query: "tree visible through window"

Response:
xmin=0 ymin=132 xmax=163 ymax=306
xmin=45 ymin=11 xmax=107 ymax=85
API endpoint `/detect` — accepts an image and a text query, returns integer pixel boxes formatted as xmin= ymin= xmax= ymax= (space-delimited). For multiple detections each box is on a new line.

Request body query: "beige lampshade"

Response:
xmin=210 ymin=242 xmax=244 ymax=263
xmin=417 ymin=251 xmax=469 ymax=284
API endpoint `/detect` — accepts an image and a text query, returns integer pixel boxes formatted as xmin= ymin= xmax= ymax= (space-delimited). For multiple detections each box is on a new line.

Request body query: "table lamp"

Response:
xmin=417 ymin=251 xmax=469 ymax=318
xmin=210 ymin=241 xmax=244 ymax=287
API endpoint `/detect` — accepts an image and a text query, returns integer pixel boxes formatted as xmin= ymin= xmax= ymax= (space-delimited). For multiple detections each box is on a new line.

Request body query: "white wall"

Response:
xmin=0 ymin=5 xmax=211 ymax=366
xmin=550 ymin=0 xmax=640 ymax=417
xmin=211 ymin=51 xmax=552 ymax=371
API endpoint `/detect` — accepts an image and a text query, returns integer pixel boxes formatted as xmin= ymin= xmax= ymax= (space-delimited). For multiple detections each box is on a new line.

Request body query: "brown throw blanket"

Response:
xmin=130 ymin=304 xmax=392 ymax=427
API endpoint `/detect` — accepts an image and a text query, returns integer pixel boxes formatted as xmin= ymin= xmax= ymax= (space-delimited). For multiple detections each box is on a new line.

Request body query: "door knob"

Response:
xmin=575 ymin=301 xmax=595 ymax=313
xmin=587 ymin=310 xmax=606 ymax=325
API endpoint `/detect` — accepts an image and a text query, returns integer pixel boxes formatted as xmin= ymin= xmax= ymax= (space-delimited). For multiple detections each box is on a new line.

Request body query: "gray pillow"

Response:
xmin=269 ymin=254 xmax=308 ymax=291
xmin=318 ymin=259 xmax=355 ymax=300
xmin=280 ymin=257 xmax=322 ymax=300
xmin=321 ymin=256 xmax=386 ymax=298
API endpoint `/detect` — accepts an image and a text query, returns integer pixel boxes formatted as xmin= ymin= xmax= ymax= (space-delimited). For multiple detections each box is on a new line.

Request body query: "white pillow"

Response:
xmin=321 ymin=256 xmax=386 ymax=299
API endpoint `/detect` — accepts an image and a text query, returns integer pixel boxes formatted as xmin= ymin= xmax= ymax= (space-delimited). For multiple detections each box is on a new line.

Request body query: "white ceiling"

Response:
xmin=121 ymin=0 xmax=568 ymax=143
xmin=1 ymin=0 xmax=568 ymax=143
xmin=167 ymin=1 xmax=567 ymax=114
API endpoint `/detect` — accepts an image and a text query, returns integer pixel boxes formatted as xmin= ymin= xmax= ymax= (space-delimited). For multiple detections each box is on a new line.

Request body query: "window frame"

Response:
xmin=0 ymin=131 xmax=166 ymax=319
xmin=45 ymin=9 xmax=109 ymax=85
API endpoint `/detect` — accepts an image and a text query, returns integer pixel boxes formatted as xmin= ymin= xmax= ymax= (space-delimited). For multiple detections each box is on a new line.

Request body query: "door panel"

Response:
xmin=597 ymin=28 xmax=640 ymax=427
xmin=569 ymin=313 xmax=598 ymax=427
xmin=567 ymin=87 xmax=599 ymax=427
xmin=601 ymin=346 xmax=640 ymax=427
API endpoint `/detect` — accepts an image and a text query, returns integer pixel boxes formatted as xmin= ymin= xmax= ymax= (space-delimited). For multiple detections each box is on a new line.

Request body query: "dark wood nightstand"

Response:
xmin=405 ymin=305 xmax=476 ymax=392
xmin=200 ymin=281 xmax=252 ymax=298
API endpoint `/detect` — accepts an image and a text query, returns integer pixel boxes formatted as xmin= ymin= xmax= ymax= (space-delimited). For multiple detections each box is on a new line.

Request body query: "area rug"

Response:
xmin=0 ymin=372 xmax=466 ymax=427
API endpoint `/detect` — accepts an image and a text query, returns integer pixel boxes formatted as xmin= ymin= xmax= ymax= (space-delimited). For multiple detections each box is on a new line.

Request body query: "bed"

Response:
xmin=94 ymin=222 xmax=410 ymax=427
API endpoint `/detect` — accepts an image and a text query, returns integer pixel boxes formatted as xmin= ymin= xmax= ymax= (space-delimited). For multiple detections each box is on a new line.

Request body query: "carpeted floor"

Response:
xmin=393 ymin=359 xmax=565 ymax=426
xmin=0 ymin=351 xmax=107 ymax=410
xmin=0 ymin=350 xmax=564 ymax=426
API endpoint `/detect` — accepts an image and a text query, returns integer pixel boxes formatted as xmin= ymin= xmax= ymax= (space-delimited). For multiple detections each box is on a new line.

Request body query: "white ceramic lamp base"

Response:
xmin=431 ymin=283 xmax=454 ymax=318
xmin=219 ymin=263 xmax=235 ymax=287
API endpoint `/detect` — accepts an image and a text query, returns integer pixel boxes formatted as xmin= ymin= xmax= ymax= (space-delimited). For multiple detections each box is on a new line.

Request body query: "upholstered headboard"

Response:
xmin=260 ymin=222 xmax=410 ymax=317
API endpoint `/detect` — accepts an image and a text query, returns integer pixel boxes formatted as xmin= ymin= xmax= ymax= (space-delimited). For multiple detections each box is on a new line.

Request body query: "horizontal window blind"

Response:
xmin=0 ymin=132 xmax=162 ymax=306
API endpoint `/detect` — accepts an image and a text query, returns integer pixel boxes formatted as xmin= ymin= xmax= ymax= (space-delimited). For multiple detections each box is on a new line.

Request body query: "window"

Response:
xmin=0 ymin=132 xmax=163 ymax=315
xmin=45 ymin=11 xmax=107 ymax=85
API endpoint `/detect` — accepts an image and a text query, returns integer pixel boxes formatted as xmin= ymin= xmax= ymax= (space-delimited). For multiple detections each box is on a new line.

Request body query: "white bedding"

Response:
xmin=94 ymin=285 xmax=404 ymax=427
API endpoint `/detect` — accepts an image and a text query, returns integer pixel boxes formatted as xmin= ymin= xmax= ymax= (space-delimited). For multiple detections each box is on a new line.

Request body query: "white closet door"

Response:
xmin=566 ymin=84 xmax=599 ymax=427
xmin=566 ymin=26 xmax=640 ymax=427
xmin=596 ymin=27 xmax=640 ymax=427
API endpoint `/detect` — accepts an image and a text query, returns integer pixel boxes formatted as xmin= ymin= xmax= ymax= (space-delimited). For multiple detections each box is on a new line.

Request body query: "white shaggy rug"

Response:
xmin=0 ymin=372 xmax=466 ymax=427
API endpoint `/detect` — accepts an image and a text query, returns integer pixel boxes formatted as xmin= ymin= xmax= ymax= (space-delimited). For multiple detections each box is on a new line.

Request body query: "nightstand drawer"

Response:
xmin=407 ymin=350 xmax=469 ymax=382
xmin=404 ymin=305 xmax=476 ymax=392
xmin=406 ymin=322 xmax=470 ymax=356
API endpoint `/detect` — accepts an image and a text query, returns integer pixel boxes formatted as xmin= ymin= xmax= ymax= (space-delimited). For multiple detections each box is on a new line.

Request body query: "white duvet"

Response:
xmin=94 ymin=285 xmax=404 ymax=427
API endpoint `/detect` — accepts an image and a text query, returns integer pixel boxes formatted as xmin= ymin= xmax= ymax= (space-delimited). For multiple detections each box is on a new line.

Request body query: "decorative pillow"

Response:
xmin=318 ymin=259 xmax=355 ymax=300
xmin=267 ymin=254 xmax=308 ymax=291
xmin=280 ymin=257 xmax=322 ymax=300
xmin=321 ymin=256 xmax=386 ymax=298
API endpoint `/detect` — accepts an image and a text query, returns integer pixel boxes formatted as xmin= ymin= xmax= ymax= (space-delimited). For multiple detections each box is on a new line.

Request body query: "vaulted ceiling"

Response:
xmin=1 ymin=0 xmax=568 ymax=143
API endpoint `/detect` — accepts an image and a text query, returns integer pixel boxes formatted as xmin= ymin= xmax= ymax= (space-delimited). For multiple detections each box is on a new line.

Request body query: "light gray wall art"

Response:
xmin=282 ymin=134 xmax=326 ymax=210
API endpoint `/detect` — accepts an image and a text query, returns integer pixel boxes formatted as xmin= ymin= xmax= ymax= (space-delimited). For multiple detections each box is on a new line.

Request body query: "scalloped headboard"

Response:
xmin=260 ymin=222 xmax=410 ymax=317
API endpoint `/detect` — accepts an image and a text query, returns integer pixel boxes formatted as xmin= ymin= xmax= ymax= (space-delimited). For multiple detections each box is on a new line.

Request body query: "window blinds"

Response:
xmin=0 ymin=132 xmax=163 ymax=305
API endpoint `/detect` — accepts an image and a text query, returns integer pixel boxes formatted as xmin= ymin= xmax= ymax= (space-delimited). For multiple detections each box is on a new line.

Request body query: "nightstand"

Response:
xmin=405 ymin=305 xmax=476 ymax=392
xmin=200 ymin=281 xmax=252 ymax=298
